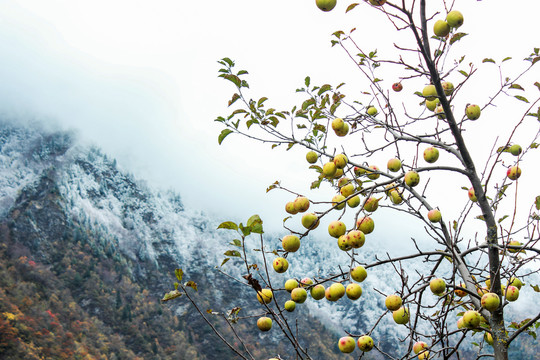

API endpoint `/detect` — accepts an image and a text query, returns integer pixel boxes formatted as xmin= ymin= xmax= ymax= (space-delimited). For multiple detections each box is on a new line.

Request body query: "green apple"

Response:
xmin=333 ymin=153 xmax=348 ymax=169
xmin=385 ymin=294 xmax=402 ymax=311
xmin=272 ymin=257 xmax=289 ymax=273
xmin=335 ymin=122 xmax=349 ymax=137
xmin=257 ymin=316 xmax=272 ymax=331
xmin=413 ymin=341 xmax=429 ymax=355
xmin=294 ymin=196 xmax=310 ymax=213
xmin=363 ymin=197 xmax=380 ymax=212
xmin=481 ymin=292 xmax=500 ymax=312
xmin=357 ymin=335 xmax=374 ymax=352
xmin=257 ymin=289 xmax=273 ymax=304
xmin=466 ymin=104 xmax=481 ymax=120
xmin=441 ymin=81 xmax=454 ymax=96
xmin=392 ymin=306 xmax=409 ymax=325
xmin=306 ymin=151 xmax=318 ymax=164
xmin=507 ymin=240 xmax=523 ymax=253
xmin=315 ymin=0 xmax=336 ymax=12
xmin=389 ymin=190 xmax=403 ymax=205
xmin=509 ymin=144 xmax=522 ymax=156
xmin=285 ymin=201 xmax=298 ymax=215
xmin=484 ymin=332 xmax=494 ymax=346
xmin=356 ymin=216 xmax=374 ymax=234
xmin=328 ymin=220 xmax=347 ymax=238
xmin=291 ymin=287 xmax=308 ymax=303
xmin=508 ymin=277 xmax=523 ymax=290
xmin=425 ymin=97 xmax=440 ymax=111
xmin=427 ymin=209 xmax=442 ymax=223
xmin=366 ymin=165 xmax=380 ymax=180
xmin=332 ymin=194 xmax=346 ymax=210
xmin=367 ymin=106 xmax=378 ymax=116
xmin=346 ymin=283 xmax=363 ymax=300
xmin=300 ymin=277 xmax=314 ymax=287
xmin=347 ymin=195 xmax=361 ymax=208
xmin=338 ymin=336 xmax=356 ymax=353
xmin=506 ymin=166 xmax=521 ymax=180
xmin=282 ymin=235 xmax=300 ymax=252
xmin=284 ymin=300 xmax=296 ymax=312
xmin=462 ymin=310 xmax=481 ymax=329
xmin=468 ymin=187 xmax=477 ymax=202
xmin=505 ymin=285 xmax=519 ymax=302
xmin=337 ymin=234 xmax=352 ymax=251
xmin=423 ymin=147 xmax=440 ymax=163
xmin=310 ymin=284 xmax=326 ymax=300
xmin=325 ymin=283 xmax=346 ymax=301
xmin=322 ymin=161 xmax=337 ymax=177
xmin=351 ymin=265 xmax=367 ymax=282
xmin=433 ymin=20 xmax=450 ymax=37
xmin=284 ymin=279 xmax=299 ymax=292
xmin=301 ymin=212 xmax=320 ymax=230
xmin=446 ymin=10 xmax=464 ymax=28
xmin=368 ymin=0 xmax=386 ymax=5
xmin=404 ymin=170 xmax=420 ymax=187
xmin=331 ymin=117 xmax=345 ymax=131
xmin=422 ymin=84 xmax=438 ymax=101
xmin=387 ymin=158 xmax=402 ymax=172
xmin=429 ymin=278 xmax=446 ymax=295
xmin=340 ymin=183 xmax=355 ymax=197
xmin=347 ymin=230 xmax=365 ymax=248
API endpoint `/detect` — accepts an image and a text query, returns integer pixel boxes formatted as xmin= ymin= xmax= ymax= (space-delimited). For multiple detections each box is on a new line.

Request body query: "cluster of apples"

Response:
xmin=433 ymin=10 xmax=464 ymax=38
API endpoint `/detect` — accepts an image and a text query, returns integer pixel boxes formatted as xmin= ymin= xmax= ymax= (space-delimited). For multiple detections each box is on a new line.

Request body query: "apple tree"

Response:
xmin=164 ymin=1 xmax=540 ymax=359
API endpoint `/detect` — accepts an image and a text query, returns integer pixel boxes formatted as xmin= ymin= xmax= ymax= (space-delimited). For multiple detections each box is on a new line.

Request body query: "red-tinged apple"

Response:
xmin=332 ymin=194 xmax=346 ymax=210
xmin=509 ymin=144 xmax=522 ymax=156
xmin=425 ymin=98 xmax=440 ymax=111
xmin=367 ymin=106 xmax=378 ymax=116
xmin=423 ymin=147 xmax=440 ymax=163
xmin=363 ymin=197 xmax=380 ymax=212
xmin=422 ymin=84 xmax=438 ymax=101
xmin=477 ymin=287 xmax=489 ymax=296
xmin=346 ymin=283 xmax=363 ymax=300
xmin=357 ymin=216 xmax=374 ymax=234
xmin=335 ymin=122 xmax=349 ymax=137
xmin=282 ymin=235 xmax=300 ymax=252
xmin=462 ymin=310 xmax=481 ymax=329
xmin=481 ymin=292 xmax=500 ymax=312
xmin=347 ymin=195 xmax=361 ymax=208
xmin=291 ymin=287 xmax=308 ymax=303
xmin=333 ymin=154 xmax=348 ymax=169
xmin=433 ymin=20 xmax=450 ymax=37
xmin=257 ymin=316 xmax=272 ymax=331
xmin=484 ymin=332 xmax=494 ymax=346
xmin=434 ymin=105 xmax=446 ymax=119
xmin=366 ymin=165 xmax=380 ymax=180
xmin=284 ymin=300 xmax=296 ymax=312
xmin=257 ymin=289 xmax=273 ymax=304
xmin=392 ymin=306 xmax=409 ymax=324
xmin=306 ymin=151 xmax=318 ymax=164
xmin=300 ymin=277 xmax=314 ymax=287
xmin=387 ymin=158 xmax=402 ymax=172
xmin=347 ymin=230 xmax=365 ymax=248
xmin=351 ymin=265 xmax=367 ymax=282
xmin=301 ymin=212 xmax=320 ymax=230
xmin=310 ymin=284 xmax=326 ymax=300
xmin=413 ymin=341 xmax=429 ymax=354
xmin=294 ymin=196 xmax=310 ymax=213
xmin=466 ymin=104 xmax=481 ymax=120
xmin=506 ymin=166 xmax=521 ymax=180
xmin=315 ymin=0 xmax=336 ymax=12
xmin=468 ymin=187 xmax=477 ymax=202
xmin=427 ymin=209 xmax=442 ymax=223
xmin=385 ymin=294 xmax=402 ymax=311
xmin=272 ymin=257 xmax=289 ymax=273
xmin=337 ymin=177 xmax=350 ymax=187
xmin=404 ymin=170 xmax=420 ymax=187
xmin=392 ymin=82 xmax=403 ymax=92
xmin=457 ymin=317 xmax=465 ymax=329
xmin=325 ymin=283 xmax=346 ymax=301
xmin=331 ymin=117 xmax=345 ymax=131
xmin=328 ymin=220 xmax=347 ymax=238
xmin=322 ymin=161 xmax=337 ymax=177
xmin=357 ymin=335 xmax=374 ymax=352
xmin=455 ymin=283 xmax=467 ymax=297
xmin=446 ymin=10 xmax=464 ymax=28
xmin=340 ymin=183 xmax=355 ymax=197
xmin=429 ymin=278 xmax=446 ymax=295
xmin=337 ymin=234 xmax=352 ymax=251
xmin=285 ymin=201 xmax=298 ymax=215
xmin=508 ymin=277 xmax=523 ymax=290
xmin=441 ymin=81 xmax=454 ymax=96
xmin=505 ymin=285 xmax=519 ymax=302
xmin=338 ymin=336 xmax=356 ymax=353
xmin=284 ymin=279 xmax=299 ymax=292
xmin=368 ymin=0 xmax=386 ymax=5
xmin=354 ymin=166 xmax=366 ymax=176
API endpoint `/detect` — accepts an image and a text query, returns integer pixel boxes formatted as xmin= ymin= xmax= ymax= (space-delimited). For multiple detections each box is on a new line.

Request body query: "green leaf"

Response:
xmin=257 ymin=97 xmax=268 ymax=108
xmin=286 ymin=142 xmax=295 ymax=151
xmin=175 ymin=268 xmax=184 ymax=282
xmin=509 ymin=84 xmax=525 ymax=90
xmin=246 ymin=214 xmax=263 ymax=234
xmin=450 ymin=32 xmax=468 ymax=45
xmin=239 ymin=223 xmax=251 ymax=237
xmin=536 ymin=196 xmax=540 ymax=210
xmin=498 ymin=215 xmax=509 ymax=223
xmin=302 ymin=98 xmax=316 ymax=111
xmin=220 ymin=57 xmax=234 ymax=67
xmin=458 ymin=70 xmax=468 ymax=77
xmin=228 ymin=93 xmax=240 ymax=107
xmin=221 ymin=258 xmax=230 ymax=266
xmin=231 ymin=239 xmax=242 ymax=247
xmin=317 ymin=84 xmax=332 ymax=96
xmin=305 ymin=76 xmax=310 ymax=87
xmin=162 ymin=290 xmax=182 ymax=302
xmin=222 ymin=74 xmax=241 ymax=88
xmin=237 ymin=70 xmax=248 ymax=75
xmin=531 ymin=284 xmax=540 ymax=292
xmin=185 ymin=281 xmax=198 ymax=291
xmin=532 ymin=57 xmax=540 ymax=65
xmin=266 ymin=181 xmax=280 ymax=193
xmin=346 ymin=3 xmax=359 ymax=13
xmin=224 ymin=250 xmax=241 ymax=257
xmin=218 ymin=129 xmax=233 ymax=145
xmin=217 ymin=221 xmax=238 ymax=231
xmin=502 ymin=57 xmax=512 ymax=62
xmin=534 ymin=82 xmax=540 ymax=91
xmin=514 ymin=95 xmax=529 ymax=103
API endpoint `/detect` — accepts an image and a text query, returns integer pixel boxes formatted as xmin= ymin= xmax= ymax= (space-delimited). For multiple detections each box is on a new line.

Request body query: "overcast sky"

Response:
xmin=0 ymin=1 xmax=539 ymax=241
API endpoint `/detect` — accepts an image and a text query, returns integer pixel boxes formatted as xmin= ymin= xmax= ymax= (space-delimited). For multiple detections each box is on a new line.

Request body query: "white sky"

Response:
xmin=0 ymin=1 xmax=539 ymax=242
